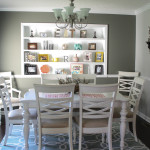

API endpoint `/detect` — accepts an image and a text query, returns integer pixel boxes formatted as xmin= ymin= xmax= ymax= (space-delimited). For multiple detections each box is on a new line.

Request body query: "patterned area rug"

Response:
xmin=0 ymin=123 xmax=149 ymax=150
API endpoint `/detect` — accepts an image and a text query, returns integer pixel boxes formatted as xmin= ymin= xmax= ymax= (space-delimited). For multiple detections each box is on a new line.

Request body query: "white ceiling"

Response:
xmin=0 ymin=0 xmax=150 ymax=15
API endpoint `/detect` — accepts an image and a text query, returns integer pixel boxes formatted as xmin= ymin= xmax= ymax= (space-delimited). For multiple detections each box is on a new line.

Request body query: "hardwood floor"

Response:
xmin=0 ymin=115 xmax=150 ymax=149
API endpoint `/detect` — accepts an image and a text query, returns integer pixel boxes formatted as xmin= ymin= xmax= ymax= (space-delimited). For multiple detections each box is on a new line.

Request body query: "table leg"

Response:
xmin=120 ymin=101 xmax=127 ymax=150
xmin=22 ymin=103 xmax=30 ymax=149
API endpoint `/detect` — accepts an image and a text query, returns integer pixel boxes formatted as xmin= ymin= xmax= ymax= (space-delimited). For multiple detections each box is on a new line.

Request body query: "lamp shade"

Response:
xmin=64 ymin=6 xmax=75 ymax=16
xmin=53 ymin=9 xmax=63 ymax=20
xmin=76 ymin=11 xmax=84 ymax=22
xmin=61 ymin=11 xmax=68 ymax=22
xmin=80 ymin=8 xmax=91 ymax=18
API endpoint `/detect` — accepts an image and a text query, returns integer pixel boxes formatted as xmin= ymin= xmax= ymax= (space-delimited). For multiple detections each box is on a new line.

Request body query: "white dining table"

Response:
xmin=20 ymin=88 xmax=128 ymax=150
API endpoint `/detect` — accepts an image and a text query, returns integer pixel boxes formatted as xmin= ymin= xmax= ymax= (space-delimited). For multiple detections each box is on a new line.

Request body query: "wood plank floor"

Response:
xmin=0 ymin=115 xmax=150 ymax=149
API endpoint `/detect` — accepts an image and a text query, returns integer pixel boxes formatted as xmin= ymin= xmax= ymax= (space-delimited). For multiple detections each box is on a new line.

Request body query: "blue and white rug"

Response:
xmin=0 ymin=123 xmax=149 ymax=150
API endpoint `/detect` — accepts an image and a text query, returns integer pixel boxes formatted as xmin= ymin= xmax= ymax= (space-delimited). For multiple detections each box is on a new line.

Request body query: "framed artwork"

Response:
xmin=95 ymin=52 xmax=104 ymax=62
xmin=83 ymin=52 xmax=92 ymax=62
xmin=95 ymin=65 xmax=103 ymax=75
xmin=38 ymin=54 xmax=49 ymax=62
xmin=88 ymin=43 xmax=96 ymax=50
xmin=24 ymin=52 xmax=37 ymax=62
xmin=80 ymin=30 xmax=87 ymax=38
xmin=70 ymin=63 xmax=83 ymax=74
xmin=25 ymin=64 xmax=37 ymax=75
xmin=28 ymin=43 xmax=37 ymax=50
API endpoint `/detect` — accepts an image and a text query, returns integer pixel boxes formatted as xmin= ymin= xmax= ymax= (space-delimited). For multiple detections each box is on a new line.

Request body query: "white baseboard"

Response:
xmin=137 ymin=111 xmax=150 ymax=123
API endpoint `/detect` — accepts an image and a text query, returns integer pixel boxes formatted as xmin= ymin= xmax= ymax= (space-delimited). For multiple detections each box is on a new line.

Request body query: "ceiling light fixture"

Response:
xmin=52 ymin=0 xmax=91 ymax=30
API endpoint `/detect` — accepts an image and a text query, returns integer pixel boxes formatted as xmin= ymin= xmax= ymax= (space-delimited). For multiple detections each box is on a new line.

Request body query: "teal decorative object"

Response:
xmin=74 ymin=44 xmax=82 ymax=50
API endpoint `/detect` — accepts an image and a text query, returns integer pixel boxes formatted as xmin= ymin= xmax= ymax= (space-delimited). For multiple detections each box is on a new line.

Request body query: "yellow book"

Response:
xmin=95 ymin=52 xmax=104 ymax=62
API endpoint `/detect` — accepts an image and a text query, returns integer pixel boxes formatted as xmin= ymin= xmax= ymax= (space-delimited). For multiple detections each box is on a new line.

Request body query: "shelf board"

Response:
xmin=24 ymin=49 xmax=105 ymax=52
xmin=23 ymin=37 xmax=105 ymax=40
xmin=24 ymin=62 xmax=104 ymax=64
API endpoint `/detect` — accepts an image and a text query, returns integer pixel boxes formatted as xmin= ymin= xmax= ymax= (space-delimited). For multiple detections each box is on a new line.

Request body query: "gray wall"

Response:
xmin=136 ymin=9 xmax=150 ymax=119
xmin=0 ymin=12 xmax=135 ymax=94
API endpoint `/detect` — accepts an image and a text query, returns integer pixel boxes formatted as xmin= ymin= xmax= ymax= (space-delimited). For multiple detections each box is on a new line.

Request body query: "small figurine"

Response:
xmin=64 ymin=29 xmax=68 ymax=37
xmin=69 ymin=28 xmax=75 ymax=38
xmin=30 ymin=30 xmax=34 ymax=37
xmin=93 ymin=31 xmax=97 ymax=38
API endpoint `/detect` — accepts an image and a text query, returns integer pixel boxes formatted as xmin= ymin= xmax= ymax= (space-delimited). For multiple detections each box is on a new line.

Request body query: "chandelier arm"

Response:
xmin=74 ymin=21 xmax=87 ymax=30
xmin=55 ymin=20 xmax=69 ymax=29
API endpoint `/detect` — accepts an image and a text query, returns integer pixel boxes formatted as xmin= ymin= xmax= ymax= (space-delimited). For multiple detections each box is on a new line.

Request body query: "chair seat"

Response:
xmin=41 ymin=119 xmax=69 ymax=128
xmin=113 ymin=107 xmax=133 ymax=118
xmin=74 ymin=116 xmax=108 ymax=128
xmin=8 ymin=108 xmax=37 ymax=120
xmin=0 ymin=98 xmax=20 ymax=106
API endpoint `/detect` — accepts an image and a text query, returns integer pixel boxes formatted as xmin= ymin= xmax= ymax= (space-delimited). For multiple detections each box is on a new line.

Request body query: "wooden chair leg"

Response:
xmin=38 ymin=129 xmax=42 ymax=150
xmin=73 ymin=125 xmax=76 ymax=144
xmin=9 ymin=124 xmax=13 ymax=135
xmin=69 ymin=130 xmax=73 ymax=150
xmin=79 ymin=129 xmax=82 ymax=150
xmin=102 ymin=133 xmax=105 ymax=143
xmin=3 ymin=123 xmax=9 ymax=145
xmin=33 ymin=122 xmax=38 ymax=144
xmin=108 ymin=130 xmax=112 ymax=150
xmin=133 ymin=120 xmax=138 ymax=142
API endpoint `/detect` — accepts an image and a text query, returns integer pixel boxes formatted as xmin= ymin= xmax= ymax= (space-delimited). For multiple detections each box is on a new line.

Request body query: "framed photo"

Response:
xmin=83 ymin=52 xmax=92 ymax=62
xmin=28 ymin=43 xmax=37 ymax=50
xmin=24 ymin=52 xmax=37 ymax=62
xmin=95 ymin=52 xmax=104 ymax=62
xmin=70 ymin=63 xmax=83 ymax=74
xmin=88 ymin=43 xmax=96 ymax=50
xmin=25 ymin=64 xmax=37 ymax=75
xmin=95 ymin=65 xmax=103 ymax=75
xmin=80 ymin=30 xmax=87 ymax=38
xmin=38 ymin=54 xmax=49 ymax=62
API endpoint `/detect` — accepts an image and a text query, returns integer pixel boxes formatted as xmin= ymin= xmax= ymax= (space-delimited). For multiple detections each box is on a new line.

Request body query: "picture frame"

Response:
xmin=83 ymin=52 xmax=92 ymax=62
xmin=95 ymin=52 xmax=104 ymax=62
xmin=88 ymin=43 xmax=96 ymax=50
xmin=28 ymin=43 xmax=37 ymax=50
xmin=95 ymin=65 xmax=103 ymax=75
xmin=25 ymin=64 xmax=37 ymax=75
xmin=80 ymin=30 xmax=87 ymax=38
xmin=70 ymin=63 xmax=83 ymax=74
xmin=24 ymin=52 xmax=37 ymax=62
xmin=38 ymin=54 xmax=49 ymax=62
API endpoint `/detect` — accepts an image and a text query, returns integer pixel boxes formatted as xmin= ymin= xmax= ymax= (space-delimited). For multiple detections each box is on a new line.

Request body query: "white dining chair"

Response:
xmin=114 ymin=77 xmax=145 ymax=142
xmin=118 ymin=71 xmax=139 ymax=97
xmin=41 ymin=74 xmax=67 ymax=84
xmin=0 ymin=76 xmax=37 ymax=145
xmin=0 ymin=72 xmax=21 ymax=125
xmin=74 ymin=83 xmax=118 ymax=150
xmin=34 ymin=83 xmax=75 ymax=150
xmin=72 ymin=74 xmax=96 ymax=84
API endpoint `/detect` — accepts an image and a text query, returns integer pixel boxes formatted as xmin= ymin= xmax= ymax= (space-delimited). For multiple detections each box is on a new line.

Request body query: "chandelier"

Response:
xmin=52 ymin=0 xmax=91 ymax=30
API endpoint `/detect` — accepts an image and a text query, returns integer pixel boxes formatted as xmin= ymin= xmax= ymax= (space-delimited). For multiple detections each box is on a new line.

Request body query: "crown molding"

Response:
xmin=135 ymin=3 xmax=150 ymax=15
xmin=1 ymin=4 xmax=150 ymax=16
xmin=0 ymin=7 xmax=135 ymax=15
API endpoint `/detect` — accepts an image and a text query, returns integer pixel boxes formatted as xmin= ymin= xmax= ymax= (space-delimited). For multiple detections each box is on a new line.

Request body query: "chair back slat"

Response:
xmin=34 ymin=83 xmax=75 ymax=122
xmin=0 ymin=77 xmax=13 ymax=119
xmin=118 ymin=71 xmax=139 ymax=96
xmin=128 ymin=77 xmax=144 ymax=108
xmin=79 ymin=84 xmax=118 ymax=120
